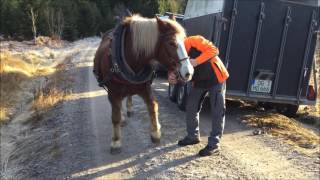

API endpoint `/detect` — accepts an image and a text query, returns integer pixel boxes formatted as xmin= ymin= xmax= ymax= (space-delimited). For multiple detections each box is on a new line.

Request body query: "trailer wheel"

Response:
xmin=177 ymin=84 xmax=187 ymax=111
xmin=168 ymin=83 xmax=178 ymax=102
xmin=258 ymin=102 xmax=275 ymax=111
xmin=276 ymin=104 xmax=299 ymax=117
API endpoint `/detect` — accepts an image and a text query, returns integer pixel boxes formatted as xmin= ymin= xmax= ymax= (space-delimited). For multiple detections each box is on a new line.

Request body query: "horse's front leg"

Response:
xmin=126 ymin=95 xmax=133 ymax=117
xmin=109 ymin=95 xmax=123 ymax=154
xmin=140 ymin=86 xmax=161 ymax=143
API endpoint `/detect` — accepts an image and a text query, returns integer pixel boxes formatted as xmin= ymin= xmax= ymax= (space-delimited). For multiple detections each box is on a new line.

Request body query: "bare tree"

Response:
xmin=45 ymin=8 xmax=64 ymax=40
xmin=28 ymin=7 xmax=38 ymax=44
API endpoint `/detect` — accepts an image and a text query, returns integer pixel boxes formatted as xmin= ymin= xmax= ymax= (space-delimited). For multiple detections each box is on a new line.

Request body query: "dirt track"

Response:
xmin=1 ymin=38 xmax=319 ymax=179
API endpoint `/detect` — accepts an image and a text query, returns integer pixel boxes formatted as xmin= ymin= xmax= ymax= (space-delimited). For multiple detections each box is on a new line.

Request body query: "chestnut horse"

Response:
xmin=94 ymin=15 xmax=193 ymax=154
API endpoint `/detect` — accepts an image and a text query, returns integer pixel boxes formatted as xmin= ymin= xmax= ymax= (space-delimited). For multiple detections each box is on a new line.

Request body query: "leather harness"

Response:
xmin=108 ymin=23 xmax=155 ymax=85
xmin=96 ymin=12 xmax=156 ymax=88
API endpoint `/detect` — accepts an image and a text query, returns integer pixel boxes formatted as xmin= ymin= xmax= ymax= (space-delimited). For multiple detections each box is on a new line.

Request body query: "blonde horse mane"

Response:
xmin=124 ymin=14 xmax=186 ymax=57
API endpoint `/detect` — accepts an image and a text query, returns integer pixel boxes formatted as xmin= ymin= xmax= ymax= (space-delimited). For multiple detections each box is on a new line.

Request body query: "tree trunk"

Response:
xmin=29 ymin=7 xmax=38 ymax=44
xmin=45 ymin=8 xmax=64 ymax=41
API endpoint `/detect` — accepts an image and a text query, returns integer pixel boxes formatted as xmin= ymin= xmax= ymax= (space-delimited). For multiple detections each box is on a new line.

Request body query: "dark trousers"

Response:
xmin=186 ymin=83 xmax=226 ymax=146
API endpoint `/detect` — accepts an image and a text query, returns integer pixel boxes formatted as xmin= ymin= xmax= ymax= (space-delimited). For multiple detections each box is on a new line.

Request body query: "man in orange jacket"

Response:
xmin=169 ymin=35 xmax=229 ymax=156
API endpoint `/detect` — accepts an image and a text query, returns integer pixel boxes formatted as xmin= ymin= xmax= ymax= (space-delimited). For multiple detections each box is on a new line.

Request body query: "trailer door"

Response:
xmin=220 ymin=0 xmax=319 ymax=104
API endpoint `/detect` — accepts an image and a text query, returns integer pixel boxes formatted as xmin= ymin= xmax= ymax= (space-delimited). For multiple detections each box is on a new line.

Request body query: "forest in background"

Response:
xmin=0 ymin=0 xmax=187 ymax=41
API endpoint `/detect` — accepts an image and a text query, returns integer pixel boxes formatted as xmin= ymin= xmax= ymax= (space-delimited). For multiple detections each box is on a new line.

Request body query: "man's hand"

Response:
xmin=190 ymin=58 xmax=198 ymax=67
xmin=168 ymin=71 xmax=178 ymax=84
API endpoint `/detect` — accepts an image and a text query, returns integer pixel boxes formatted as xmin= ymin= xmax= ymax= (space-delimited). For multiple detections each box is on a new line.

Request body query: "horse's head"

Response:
xmin=123 ymin=15 xmax=193 ymax=81
xmin=155 ymin=17 xmax=194 ymax=82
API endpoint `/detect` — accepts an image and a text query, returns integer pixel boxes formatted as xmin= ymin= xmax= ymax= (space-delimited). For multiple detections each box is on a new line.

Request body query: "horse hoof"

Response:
xmin=121 ymin=120 xmax=127 ymax=127
xmin=110 ymin=147 xmax=122 ymax=154
xmin=127 ymin=111 xmax=133 ymax=117
xmin=151 ymin=136 xmax=160 ymax=144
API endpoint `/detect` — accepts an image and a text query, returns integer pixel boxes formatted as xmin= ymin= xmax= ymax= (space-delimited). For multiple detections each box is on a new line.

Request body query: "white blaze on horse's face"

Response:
xmin=176 ymin=37 xmax=194 ymax=81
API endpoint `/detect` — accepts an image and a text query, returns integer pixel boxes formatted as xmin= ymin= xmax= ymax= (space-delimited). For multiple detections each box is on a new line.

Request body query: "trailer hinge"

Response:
xmin=221 ymin=17 xmax=228 ymax=31
xmin=297 ymin=10 xmax=318 ymax=102
xmin=232 ymin=7 xmax=238 ymax=16
xmin=303 ymin=68 xmax=308 ymax=78
xmin=272 ymin=7 xmax=292 ymax=98
xmin=285 ymin=11 xmax=292 ymax=24
xmin=246 ymin=2 xmax=265 ymax=95
xmin=259 ymin=12 xmax=265 ymax=21
xmin=225 ymin=0 xmax=238 ymax=69
xmin=232 ymin=0 xmax=238 ymax=17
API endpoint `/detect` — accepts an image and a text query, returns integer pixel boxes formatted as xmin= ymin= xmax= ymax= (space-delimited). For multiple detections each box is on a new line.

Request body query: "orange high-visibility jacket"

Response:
xmin=184 ymin=35 xmax=229 ymax=83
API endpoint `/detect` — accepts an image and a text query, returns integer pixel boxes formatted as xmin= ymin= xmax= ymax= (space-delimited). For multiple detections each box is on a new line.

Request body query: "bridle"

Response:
xmin=157 ymin=32 xmax=190 ymax=82
xmin=168 ymin=56 xmax=189 ymax=82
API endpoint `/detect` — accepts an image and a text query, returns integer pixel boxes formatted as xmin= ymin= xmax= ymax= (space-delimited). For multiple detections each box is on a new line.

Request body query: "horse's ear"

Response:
xmin=156 ymin=16 xmax=166 ymax=32
xmin=156 ymin=16 xmax=163 ymax=24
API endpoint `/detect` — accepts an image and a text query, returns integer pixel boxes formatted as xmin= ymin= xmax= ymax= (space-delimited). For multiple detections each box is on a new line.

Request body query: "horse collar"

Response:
xmin=110 ymin=23 xmax=155 ymax=84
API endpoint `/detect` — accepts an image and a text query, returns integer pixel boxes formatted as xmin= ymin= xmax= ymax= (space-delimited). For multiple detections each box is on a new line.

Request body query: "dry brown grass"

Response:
xmin=32 ymin=64 xmax=73 ymax=112
xmin=36 ymin=36 xmax=65 ymax=47
xmin=29 ymin=64 xmax=73 ymax=122
xmin=0 ymin=107 xmax=8 ymax=123
xmin=32 ymin=88 xmax=67 ymax=116
xmin=0 ymin=51 xmax=55 ymax=76
xmin=297 ymin=104 xmax=320 ymax=128
xmin=32 ymin=88 xmax=67 ymax=112
xmin=242 ymin=113 xmax=319 ymax=150
xmin=0 ymin=51 xmax=57 ymax=123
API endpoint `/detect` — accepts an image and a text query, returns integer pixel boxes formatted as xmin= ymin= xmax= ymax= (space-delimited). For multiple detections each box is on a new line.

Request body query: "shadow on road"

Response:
xmin=36 ymin=66 xmax=254 ymax=179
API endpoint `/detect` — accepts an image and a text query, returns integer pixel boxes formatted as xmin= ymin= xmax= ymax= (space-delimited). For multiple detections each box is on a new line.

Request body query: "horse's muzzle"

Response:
xmin=185 ymin=73 xmax=191 ymax=80
xmin=179 ymin=61 xmax=194 ymax=82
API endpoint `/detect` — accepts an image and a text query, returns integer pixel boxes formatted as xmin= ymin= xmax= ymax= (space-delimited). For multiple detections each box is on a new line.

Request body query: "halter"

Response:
xmin=171 ymin=57 xmax=191 ymax=83
xmin=157 ymin=32 xmax=191 ymax=82
xmin=179 ymin=57 xmax=189 ymax=61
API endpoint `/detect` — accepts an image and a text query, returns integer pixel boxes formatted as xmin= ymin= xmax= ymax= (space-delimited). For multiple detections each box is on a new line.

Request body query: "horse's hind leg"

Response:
xmin=109 ymin=95 xmax=123 ymax=154
xmin=140 ymin=86 xmax=161 ymax=143
xmin=120 ymin=96 xmax=132 ymax=127
xmin=126 ymin=95 xmax=133 ymax=117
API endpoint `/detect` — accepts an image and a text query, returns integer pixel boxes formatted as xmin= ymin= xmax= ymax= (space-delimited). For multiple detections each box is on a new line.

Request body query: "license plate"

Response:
xmin=251 ymin=79 xmax=272 ymax=93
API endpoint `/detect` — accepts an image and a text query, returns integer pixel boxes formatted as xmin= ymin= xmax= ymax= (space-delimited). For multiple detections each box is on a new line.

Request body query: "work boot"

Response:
xmin=178 ymin=136 xmax=200 ymax=147
xmin=198 ymin=145 xmax=220 ymax=157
